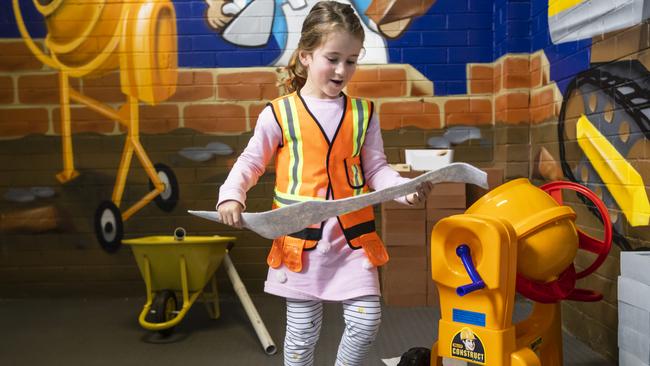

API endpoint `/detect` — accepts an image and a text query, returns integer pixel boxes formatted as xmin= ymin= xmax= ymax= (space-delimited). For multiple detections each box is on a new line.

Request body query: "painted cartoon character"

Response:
xmin=205 ymin=0 xmax=435 ymax=65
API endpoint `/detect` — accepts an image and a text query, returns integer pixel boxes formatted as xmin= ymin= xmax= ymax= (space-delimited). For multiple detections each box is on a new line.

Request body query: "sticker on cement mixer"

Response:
xmin=451 ymin=327 xmax=485 ymax=364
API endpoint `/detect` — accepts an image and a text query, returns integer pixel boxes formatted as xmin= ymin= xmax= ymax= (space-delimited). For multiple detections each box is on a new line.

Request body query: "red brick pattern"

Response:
xmin=0 ymin=54 xmax=563 ymax=137
xmin=139 ymin=104 xmax=180 ymax=134
xmin=0 ymin=108 xmax=49 ymax=137
xmin=379 ymin=100 xmax=441 ymax=130
xmin=217 ymin=71 xmax=278 ymax=100
xmin=495 ymin=92 xmax=530 ymax=124
xmin=495 ymin=108 xmax=530 ymax=124
xmin=470 ymin=65 xmax=494 ymax=80
xmin=496 ymin=92 xmax=529 ymax=109
xmin=184 ymin=104 xmax=247 ymax=133
xmin=82 ymin=72 xmax=125 ymax=103
xmin=493 ymin=62 xmax=502 ymax=93
xmin=503 ymin=57 xmax=530 ymax=89
xmin=468 ymin=65 xmax=494 ymax=94
xmin=445 ymin=98 xmax=492 ymax=126
xmin=530 ymin=85 xmax=560 ymax=124
xmin=170 ymin=70 xmax=214 ymax=102
xmin=530 ymin=54 xmax=542 ymax=88
xmin=52 ymin=107 xmax=116 ymax=134
xmin=0 ymin=76 xmax=13 ymax=104
xmin=466 ymin=51 xmax=561 ymax=125
xmin=19 ymin=74 xmax=80 ymax=104
xmin=248 ymin=102 xmax=268 ymax=129
xmin=347 ymin=68 xmax=407 ymax=98
xmin=0 ymin=41 xmax=44 ymax=72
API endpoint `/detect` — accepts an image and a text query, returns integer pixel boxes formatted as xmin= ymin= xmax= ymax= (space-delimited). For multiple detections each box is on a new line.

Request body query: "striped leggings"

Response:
xmin=283 ymin=295 xmax=381 ymax=366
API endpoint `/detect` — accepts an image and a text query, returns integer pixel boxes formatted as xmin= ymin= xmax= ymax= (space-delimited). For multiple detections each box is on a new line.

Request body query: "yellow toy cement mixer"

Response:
xmin=401 ymin=179 xmax=612 ymax=366
xmin=13 ymin=0 xmax=179 ymax=252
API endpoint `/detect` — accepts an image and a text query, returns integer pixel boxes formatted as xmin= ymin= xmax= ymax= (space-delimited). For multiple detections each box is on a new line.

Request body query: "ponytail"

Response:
xmin=285 ymin=49 xmax=307 ymax=93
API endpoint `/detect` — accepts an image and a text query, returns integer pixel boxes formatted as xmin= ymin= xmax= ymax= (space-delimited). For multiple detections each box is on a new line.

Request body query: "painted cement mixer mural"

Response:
xmin=549 ymin=0 xmax=650 ymax=250
xmin=12 ymin=0 xmax=180 ymax=252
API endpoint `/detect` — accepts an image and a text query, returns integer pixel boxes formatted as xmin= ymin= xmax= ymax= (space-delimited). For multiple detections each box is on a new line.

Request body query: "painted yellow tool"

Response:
xmin=576 ymin=114 xmax=650 ymax=226
xmin=427 ymin=178 xmax=611 ymax=365
xmin=13 ymin=0 xmax=179 ymax=251
xmin=548 ymin=0 xmax=584 ymax=17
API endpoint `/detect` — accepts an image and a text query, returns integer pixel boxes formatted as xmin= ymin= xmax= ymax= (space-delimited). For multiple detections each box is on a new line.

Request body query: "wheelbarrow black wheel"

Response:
xmin=94 ymin=201 xmax=123 ymax=253
xmin=149 ymin=163 xmax=179 ymax=212
xmin=146 ymin=290 xmax=178 ymax=337
xmin=398 ymin=347 xmax=431 ymax=366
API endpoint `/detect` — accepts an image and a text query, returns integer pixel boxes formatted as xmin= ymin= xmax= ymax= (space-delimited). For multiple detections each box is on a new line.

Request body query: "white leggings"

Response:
xmin=283 ymin=295 xmax=382 ymax=366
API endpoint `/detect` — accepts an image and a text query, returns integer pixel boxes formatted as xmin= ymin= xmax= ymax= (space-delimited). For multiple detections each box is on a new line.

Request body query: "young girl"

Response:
xmin=217 ymin=2 xmax=432 ymax=365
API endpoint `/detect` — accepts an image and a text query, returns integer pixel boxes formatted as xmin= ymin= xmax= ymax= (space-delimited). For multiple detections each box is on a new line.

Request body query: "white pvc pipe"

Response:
xmin=223 ymin=253 xmax=277 ymax=355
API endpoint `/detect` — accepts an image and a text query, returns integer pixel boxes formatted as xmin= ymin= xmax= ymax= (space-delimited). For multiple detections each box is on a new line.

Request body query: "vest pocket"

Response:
xmin=350 ymin=232 xmax=389 ymax=267
xmin=344 ymin=156 xmax=366 ymax=189
xmin=267 ymin=237 xmax=284 ymax=269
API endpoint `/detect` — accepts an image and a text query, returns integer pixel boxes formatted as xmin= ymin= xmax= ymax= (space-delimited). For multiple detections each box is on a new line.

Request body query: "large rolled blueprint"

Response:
xmin=189 ymin=162 xmax=487 ymax=239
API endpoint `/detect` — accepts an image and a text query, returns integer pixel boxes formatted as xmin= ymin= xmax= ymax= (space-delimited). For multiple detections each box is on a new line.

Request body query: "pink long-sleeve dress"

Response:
xmin=217 ymin=93 xmax=411 ymax=301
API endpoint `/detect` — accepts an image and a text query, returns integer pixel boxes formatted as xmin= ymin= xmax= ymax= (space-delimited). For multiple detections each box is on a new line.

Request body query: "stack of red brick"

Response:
xmin=380 ymin=168 xmax=503 ymax=307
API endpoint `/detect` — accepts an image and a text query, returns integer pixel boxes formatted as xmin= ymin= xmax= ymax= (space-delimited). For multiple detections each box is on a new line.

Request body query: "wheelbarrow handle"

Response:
xmin=138 ymin=291 xmax=201 ymax=331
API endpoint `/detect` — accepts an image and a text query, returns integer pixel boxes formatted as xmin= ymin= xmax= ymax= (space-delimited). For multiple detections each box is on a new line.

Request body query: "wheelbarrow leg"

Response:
xmin=203 ymin=274 xmax=221 ymax=319
xmin=223 ymin=252 xmax=277 ymax=355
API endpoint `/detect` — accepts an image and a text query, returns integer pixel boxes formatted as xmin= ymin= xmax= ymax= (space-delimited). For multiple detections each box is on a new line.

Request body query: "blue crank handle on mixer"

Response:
xmin=456 ymin=244 xmax=485 ymax=296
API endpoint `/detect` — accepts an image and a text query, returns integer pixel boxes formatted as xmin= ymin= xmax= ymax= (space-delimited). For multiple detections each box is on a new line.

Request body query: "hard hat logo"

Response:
xmin=460 ymin=327 xmax=476 ymax=341
xmin=460 ymin=328 xmax=477 ymax=352
xmin=451 ymin=327 xmax=485 ymax=364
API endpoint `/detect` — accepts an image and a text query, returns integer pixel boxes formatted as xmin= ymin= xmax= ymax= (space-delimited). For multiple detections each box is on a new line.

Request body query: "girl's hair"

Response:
xmin=285 ymin=1 xmax=365 ymax=93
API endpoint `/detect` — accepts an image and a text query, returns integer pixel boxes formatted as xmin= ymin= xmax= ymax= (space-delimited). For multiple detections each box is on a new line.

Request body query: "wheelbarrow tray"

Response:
xmin=123 ymin=235 xmax=235 ymax=292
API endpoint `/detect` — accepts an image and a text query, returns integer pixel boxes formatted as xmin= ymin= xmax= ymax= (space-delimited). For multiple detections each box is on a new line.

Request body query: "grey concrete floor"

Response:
xmin=0 ymin=293 xmax=615 ymax=366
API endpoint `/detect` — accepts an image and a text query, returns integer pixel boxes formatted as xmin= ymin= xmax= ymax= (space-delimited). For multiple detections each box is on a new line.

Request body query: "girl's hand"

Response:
xmin=406 ymin=181 xmax=434 ymax=205
xmin=217 ymin=200 xmax=244 ymax=228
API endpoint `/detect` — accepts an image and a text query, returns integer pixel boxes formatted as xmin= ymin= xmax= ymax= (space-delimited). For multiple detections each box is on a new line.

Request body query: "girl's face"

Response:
xmin=299 ymin=31 xmax=363 ymax=99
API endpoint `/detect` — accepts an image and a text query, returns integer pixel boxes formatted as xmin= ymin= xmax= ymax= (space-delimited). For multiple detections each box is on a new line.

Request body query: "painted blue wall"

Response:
xmin=0 ymin=0 xmax=591 ymax=96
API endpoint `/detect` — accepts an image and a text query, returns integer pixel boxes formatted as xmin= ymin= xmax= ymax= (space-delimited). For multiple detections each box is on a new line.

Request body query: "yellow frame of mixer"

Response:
xmin=12 ymin=0 xmax=177 ymax=222
xmin=427 ymin=178 xmax=611 ymax=365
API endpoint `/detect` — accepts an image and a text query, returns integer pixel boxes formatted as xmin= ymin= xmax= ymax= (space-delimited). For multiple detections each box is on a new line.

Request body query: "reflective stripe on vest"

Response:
xmin=277 ymin=96 xmax=303 ymax=196
xmin=270 ymin=91 xmax=377 ymax=247
xmin=351 ymin=98 xmax=370 ymax=196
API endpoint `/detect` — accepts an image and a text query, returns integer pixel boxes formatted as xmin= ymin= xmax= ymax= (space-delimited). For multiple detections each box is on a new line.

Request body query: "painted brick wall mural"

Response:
xmin=2 ymin=0 xmax=650 ymax=362
xmin=0 ymin=0 xmax=496 ymax=298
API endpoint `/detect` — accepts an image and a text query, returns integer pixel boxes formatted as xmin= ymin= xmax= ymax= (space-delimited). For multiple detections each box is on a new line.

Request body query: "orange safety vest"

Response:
xmin=266 ymin=91 xmax=389 ymax=272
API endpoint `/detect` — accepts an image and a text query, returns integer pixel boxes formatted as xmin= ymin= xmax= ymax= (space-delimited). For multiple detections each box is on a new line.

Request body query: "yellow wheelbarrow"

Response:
xmin=123 ymin=229 xmax=277 ymax=354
